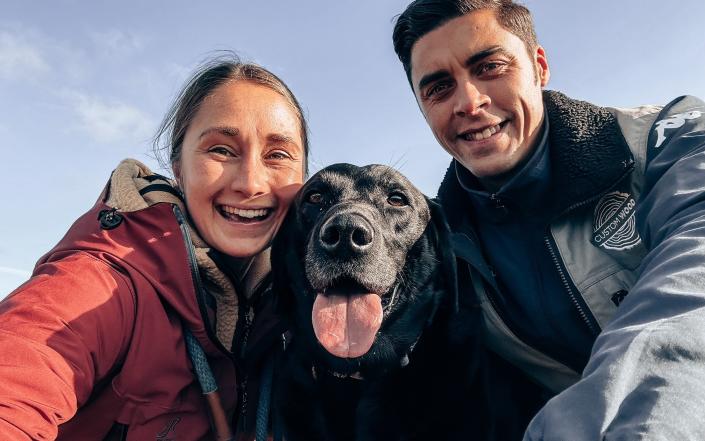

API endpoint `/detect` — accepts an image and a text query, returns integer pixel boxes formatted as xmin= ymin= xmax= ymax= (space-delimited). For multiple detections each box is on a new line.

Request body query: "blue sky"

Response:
xmin=1 ymin=0 xmax=704 ymax=295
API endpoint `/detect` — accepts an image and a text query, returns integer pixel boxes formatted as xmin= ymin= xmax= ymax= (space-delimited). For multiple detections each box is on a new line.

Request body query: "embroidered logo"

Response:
xmin=592 ymin=192 xmax=641 ymax=251
xmin=653 ymin=110 xmax=703 ymax=148
xmin=156 ymin=416 xmax=181 ymax=440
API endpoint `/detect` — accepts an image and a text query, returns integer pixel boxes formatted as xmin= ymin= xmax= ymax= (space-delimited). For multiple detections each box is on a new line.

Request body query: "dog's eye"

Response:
xmin=306 ymin=191 xmax=323 ymax=204
xmin=387 ymin=193 xmax=408 ymax=207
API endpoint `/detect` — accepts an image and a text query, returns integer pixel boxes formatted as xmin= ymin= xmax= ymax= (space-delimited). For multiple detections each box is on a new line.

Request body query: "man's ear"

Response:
xmin=535 ymin=45 xmax=550 ymax=87
xmin=427 ymin=197 xmax=459 ymax=313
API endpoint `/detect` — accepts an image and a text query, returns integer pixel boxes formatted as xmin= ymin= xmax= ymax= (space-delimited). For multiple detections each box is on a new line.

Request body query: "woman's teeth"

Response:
xmin=219 ymin=205 xmax=271 ymax=221
xmin=462 ymin=123 xmax=501 ymax=141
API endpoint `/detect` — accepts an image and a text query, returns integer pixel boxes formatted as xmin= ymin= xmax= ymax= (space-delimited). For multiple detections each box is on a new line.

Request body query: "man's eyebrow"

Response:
xmin=199 ymin=126 xmax=239 ymax=139
xmin=466 ymin=46 xmax=510 ymax=66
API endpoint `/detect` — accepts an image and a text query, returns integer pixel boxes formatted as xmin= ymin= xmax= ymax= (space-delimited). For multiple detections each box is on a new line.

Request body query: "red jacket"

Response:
xmin=0 ymin=162 xmax=282 ymax=440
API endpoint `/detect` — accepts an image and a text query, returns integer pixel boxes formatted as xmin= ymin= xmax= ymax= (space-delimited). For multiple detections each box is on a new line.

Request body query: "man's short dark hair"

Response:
xmin=393 ymin=0 xmax=538 ymax=83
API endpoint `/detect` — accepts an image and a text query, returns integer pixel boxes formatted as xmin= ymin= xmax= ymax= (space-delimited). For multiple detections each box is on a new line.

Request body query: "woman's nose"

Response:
xmin=231 ymin=155 xmax=267 ymax=197
xmin=453 ymin=81 xmax=490 ymax=117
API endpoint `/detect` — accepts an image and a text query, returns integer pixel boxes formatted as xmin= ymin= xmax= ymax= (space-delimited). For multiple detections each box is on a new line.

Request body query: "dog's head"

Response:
xmin=272 ymin=163 xmax=457 ymax=377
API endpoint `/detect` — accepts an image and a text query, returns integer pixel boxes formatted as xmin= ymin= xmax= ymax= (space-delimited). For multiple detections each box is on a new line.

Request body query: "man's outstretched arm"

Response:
xmin=525 ymin=96 xmax=705 ymax=441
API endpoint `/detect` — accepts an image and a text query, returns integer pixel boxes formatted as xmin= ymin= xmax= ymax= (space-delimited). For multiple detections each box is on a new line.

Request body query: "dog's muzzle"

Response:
xmin=318 ymin=212 xmax=375 ymax=257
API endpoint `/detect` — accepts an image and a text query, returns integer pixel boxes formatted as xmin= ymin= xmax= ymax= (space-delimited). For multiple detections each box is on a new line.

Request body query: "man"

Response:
xmin=393 ymin=0 xmax=705 ymax=439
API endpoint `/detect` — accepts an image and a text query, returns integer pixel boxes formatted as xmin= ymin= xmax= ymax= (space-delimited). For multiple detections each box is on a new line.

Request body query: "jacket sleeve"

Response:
xmin=0 ymin=252 xmax=136 ymax=440
xmin=525 ymin=96 xmax=705 ymax=441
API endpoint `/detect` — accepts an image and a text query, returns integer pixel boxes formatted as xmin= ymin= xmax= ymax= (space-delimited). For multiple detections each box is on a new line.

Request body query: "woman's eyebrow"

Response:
xmin=268 ymin=133 xmax=298 ymax=145
xmin=199 ymin=126 xmax=239 ymax=139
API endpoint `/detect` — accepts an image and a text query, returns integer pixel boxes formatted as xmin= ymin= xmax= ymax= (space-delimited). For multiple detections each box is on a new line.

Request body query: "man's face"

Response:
xmin=410 ymin=10 xmax=549 ymax=189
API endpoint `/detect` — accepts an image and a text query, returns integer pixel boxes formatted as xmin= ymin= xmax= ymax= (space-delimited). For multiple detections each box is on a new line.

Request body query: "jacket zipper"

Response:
xmin=544 ymin=234 xmax=600 ymax=336
xmin=465 ymin=237 xmax=581 ymax=371
xmin=174 ymin=205 xmax=274 ymax=435
xmin=173 ymin=206 xmax=243 ymax=433
xmin=238 ymin=306 xmax=255 ymax=431
xmin=174 ymin=206 xmax=234 ymax=356
xmin=541 ymin=160 xmax=636 ymax=338
xmin=457 ymin=160 xmax=636 ymax=370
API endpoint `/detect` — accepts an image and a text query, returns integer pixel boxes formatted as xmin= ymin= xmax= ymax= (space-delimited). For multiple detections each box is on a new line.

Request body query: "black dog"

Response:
xmin=271 ymin=164 xmax=542 ymax=441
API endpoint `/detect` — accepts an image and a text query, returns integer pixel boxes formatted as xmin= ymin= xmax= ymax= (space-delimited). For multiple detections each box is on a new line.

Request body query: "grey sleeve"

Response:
xmin=525 ymin=96 xmax=705 ymax=441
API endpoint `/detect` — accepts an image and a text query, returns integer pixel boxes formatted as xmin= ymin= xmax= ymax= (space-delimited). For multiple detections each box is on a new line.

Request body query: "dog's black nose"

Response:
xmin=319 ymin=213 xmax=374 ymax=254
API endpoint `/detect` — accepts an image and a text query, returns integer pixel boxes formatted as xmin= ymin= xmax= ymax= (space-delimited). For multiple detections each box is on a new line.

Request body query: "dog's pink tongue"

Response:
xmin=312 ymin=293 xmax=382 ymax=358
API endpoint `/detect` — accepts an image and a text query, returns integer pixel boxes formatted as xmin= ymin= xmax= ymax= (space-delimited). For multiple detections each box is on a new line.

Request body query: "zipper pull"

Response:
xmin=490 ymin=194 xmax=505 ymax=209
xmin=489 ymin=194 xmax=509 ymax=219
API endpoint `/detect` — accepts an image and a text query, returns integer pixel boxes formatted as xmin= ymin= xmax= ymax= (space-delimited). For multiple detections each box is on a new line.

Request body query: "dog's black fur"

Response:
xmin=271 ymin=164 xmax=543 ymax=441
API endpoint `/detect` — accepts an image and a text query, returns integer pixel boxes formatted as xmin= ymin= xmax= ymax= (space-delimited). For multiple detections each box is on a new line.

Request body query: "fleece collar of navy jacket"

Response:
xmin=437 ymin=90 xmax=635 ymax=228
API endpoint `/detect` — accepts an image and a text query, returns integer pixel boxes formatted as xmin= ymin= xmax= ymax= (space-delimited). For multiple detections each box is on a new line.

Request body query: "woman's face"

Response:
xmin=174 ymin=80 xmax=305 ymax=258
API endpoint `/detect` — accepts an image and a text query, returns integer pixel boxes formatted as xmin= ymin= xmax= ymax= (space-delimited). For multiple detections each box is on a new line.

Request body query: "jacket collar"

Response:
xmin=106 ymin=158 xmax=271 ymax=351
xmin=456 ymin=111 xmax=552 ymax=222
xmin=438 ymin=90 xmax=634 ymax=228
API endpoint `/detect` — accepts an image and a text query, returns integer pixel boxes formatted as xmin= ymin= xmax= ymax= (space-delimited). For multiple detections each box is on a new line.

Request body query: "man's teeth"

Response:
xmin=221 ymin=206 xmax=270 ymax=218
xmin=463 ymin=123 xmax=501 ymax=141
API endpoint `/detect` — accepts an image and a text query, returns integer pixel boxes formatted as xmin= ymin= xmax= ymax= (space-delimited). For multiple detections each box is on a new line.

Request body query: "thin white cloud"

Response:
xmin=0 ymin=266 xmax=31 ymax=278
xmin=90 ymin=29 xmax=144 ymax=57
xmin=66 ymin=91 xmax=155 ymax=144
xmin=0 ymin=29 xmax=49 ymax=79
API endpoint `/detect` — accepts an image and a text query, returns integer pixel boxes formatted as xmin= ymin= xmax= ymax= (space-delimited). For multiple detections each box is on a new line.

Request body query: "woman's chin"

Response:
xmin=209 ymin=221 xmax=277 ymax=258
xmin=212 ymin=236 xmax=271 ymax=258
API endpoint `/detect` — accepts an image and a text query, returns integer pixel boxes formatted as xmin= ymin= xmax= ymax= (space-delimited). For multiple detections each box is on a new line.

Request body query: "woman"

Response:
xmin=0 ymin=56 xmax=308 ymax=440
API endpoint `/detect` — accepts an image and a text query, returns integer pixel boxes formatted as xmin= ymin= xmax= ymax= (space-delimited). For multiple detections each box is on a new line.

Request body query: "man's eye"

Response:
xmin=427 ymin=82 xmax=451 ymax=98
xmin=477 ymin=62 xmax=503 ymax=75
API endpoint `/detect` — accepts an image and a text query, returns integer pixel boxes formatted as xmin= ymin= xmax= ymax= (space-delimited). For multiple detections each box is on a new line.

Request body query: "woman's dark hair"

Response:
xmin=153 ymin=53 xmax=310 ymax=175
xmin=393 ymin=0 xmax=538 ymax=83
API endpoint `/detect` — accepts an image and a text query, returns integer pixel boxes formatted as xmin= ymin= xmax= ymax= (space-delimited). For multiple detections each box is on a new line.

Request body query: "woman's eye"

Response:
xmin=306 ymin=192 xmax=323 ymax=204
xmin=387 ymin=192 xmax=408 ymax=207
xmin=267 ymin=150 xmax=292 ymax=160
xmin=209 ymin=146 xmax=233 ymax=157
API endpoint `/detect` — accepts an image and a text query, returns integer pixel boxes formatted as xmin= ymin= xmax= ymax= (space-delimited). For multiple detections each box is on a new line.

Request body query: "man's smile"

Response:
xmin=458 ymin=120 xmax=509 ymax=141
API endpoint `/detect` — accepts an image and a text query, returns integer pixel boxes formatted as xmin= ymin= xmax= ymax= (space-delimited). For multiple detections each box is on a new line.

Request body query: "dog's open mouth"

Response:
xmin=312 ymin=277 xmax=384 ymax=359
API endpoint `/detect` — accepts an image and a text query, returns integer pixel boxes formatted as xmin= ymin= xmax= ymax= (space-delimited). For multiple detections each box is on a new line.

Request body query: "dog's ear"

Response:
xmin=271 ymin=205 xmax=300 ymax=316
xmin=426 ymin=197 xmax=459 ymax=313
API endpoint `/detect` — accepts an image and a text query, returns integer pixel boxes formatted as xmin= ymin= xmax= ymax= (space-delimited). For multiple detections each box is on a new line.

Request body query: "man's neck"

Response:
xmin=477 ymin=115 xmax=549 ymax=193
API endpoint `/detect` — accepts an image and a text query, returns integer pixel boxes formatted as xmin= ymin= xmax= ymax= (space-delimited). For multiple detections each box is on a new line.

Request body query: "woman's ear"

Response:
xmin=172 ymin=161 xmax=181 ymax=185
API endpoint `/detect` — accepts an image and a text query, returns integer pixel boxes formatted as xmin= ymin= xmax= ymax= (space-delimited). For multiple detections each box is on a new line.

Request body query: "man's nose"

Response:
xmin=231 ymin=154 xmax=268 ymax=197
xmin=453 ymin=81 xmax=490 ymax=117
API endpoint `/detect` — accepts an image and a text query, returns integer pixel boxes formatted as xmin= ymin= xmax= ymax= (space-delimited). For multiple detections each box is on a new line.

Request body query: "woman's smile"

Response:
xmin=217 ymin=204 xmax=274 ymax=224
